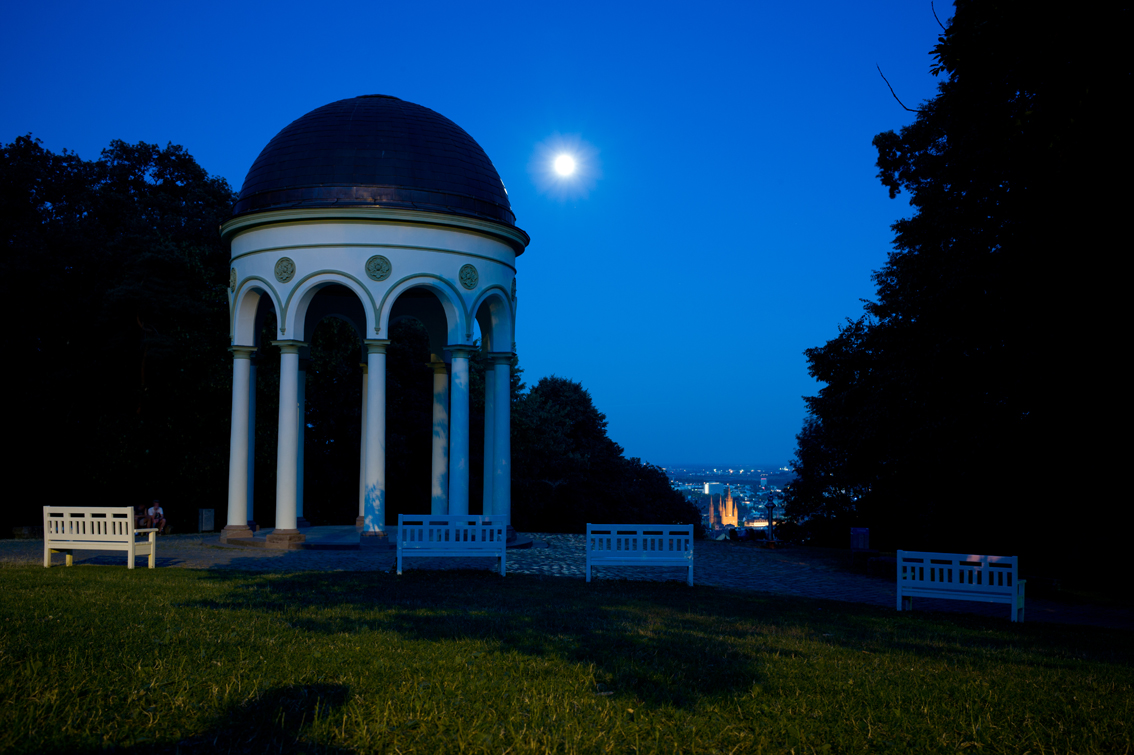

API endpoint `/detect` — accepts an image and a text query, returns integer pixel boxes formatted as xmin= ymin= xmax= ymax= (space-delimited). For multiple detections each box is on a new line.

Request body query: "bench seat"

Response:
xmin=586 ymin=524 xmax=694 ymax=586
xmin=396 ymin=514 xmax=507 ymax=576
xmin=897 ymin=550 xmax=1025 ymax=622
xmin=44 ymin=506 xmax=158 ymax=569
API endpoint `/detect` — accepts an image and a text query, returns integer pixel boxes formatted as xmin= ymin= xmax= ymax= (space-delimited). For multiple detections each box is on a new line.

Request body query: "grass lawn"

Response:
xmin=1 ymin=565 xmax=1130 ymax=754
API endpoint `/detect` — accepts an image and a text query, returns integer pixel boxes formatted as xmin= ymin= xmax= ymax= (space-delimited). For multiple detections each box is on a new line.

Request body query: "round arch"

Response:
xmin=378 ymin=274 xmax=467 ymax=346
xmin=230 ymin=279 xmax=283 ymax=346
xmin=284 ymin=272 xmax=376 ymax=342
xmin=472 ymin=286 xmax=515 ymax=354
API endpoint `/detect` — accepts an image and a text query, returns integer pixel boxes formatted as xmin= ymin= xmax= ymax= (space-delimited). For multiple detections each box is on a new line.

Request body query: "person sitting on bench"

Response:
xmin=147 ymin=500 xmax=167 ymax=534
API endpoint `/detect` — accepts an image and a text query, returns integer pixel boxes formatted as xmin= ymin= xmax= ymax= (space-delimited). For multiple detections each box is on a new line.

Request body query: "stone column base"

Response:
xmin=220 ymin=524 xmax=253 ymax=543
xmin=355 ymin=516 xmax=366 ymax=527
xmin=247 ymin=520 xmax=260 ymax=532
xmin=266 ymin=529 xmax=306 ymax=549
xmin=360 ymin=530 xmax=392 ymax=550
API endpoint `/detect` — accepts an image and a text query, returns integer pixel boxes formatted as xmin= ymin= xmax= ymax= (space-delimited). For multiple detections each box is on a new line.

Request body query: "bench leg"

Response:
xmin=898 ymin=595 xmax=912 ymax=612
xmin=65 ymin=551 xmax=73 ymax=567
xmin=397 ymin=552 xmax=403 ymax=576
xmin=149 ymin=531 xmax=156 ymax=569
xmin=43 ymin=544 xmax=50 ymax=568
xmin=687 ymin=565 xmax=693 ymax=587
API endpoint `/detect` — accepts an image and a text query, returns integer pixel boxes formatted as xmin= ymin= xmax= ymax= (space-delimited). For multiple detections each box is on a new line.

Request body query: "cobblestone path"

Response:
xmin=4 ymin=533 xmax=1130 ymax=630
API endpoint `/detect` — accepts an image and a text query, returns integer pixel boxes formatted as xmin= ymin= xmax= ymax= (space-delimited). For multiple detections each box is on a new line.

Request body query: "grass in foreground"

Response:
xmin=1 ymin=565 xmax=1131 ymax=754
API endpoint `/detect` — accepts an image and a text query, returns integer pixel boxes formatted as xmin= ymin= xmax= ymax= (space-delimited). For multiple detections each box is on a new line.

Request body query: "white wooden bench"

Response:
xmin=396 ymin=514 xmax=507 ymax=576
xmin=897 ymin=550 xmax=1026 ymax=622
xmin=586 ymin=524 xmax=694 ymax=586
xmin=43 ymin=506 xmax=158 ymax=569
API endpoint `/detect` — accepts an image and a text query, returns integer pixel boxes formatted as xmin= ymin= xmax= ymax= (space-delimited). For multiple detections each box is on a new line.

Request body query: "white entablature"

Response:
xmin=225 ymin=208 xmax=523 ymax=345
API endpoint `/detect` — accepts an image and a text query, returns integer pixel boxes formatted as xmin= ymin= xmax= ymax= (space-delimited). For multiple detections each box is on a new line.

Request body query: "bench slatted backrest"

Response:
xmin=44 ymin=507 xmax=135 ymax=541
xmin=898 ymin=551 xmax=1017 ymax=594
xmin=587 ymin=524 xmax=693 ymax=558
xmin=398 ymin=515 xmax=506 ymax=549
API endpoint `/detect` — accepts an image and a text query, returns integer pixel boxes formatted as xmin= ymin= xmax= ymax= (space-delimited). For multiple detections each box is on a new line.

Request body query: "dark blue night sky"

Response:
xmin=3 ymin=0 xmax=953 ymax=466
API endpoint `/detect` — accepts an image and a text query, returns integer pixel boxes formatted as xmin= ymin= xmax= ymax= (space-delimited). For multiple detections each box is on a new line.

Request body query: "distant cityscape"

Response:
xmin=662 ymin=465 xmax=795 ymax=532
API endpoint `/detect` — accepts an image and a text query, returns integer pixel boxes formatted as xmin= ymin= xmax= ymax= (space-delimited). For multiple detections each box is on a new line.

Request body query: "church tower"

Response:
xmin=709 ymin=485 xmax=739 ymax=529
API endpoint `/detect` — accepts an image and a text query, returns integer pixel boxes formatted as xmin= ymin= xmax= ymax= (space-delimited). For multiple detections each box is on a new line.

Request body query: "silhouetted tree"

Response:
xmin=786 ymin=0 xmax=1127 ymax=574
xmin=1 ymin=136 xmax=236 ymax=532
xmin=512 ymin=376 xmax=700 ymax=534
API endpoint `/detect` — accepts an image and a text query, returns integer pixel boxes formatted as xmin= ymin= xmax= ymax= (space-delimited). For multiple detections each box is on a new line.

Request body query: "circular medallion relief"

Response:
xmin=229 ymin=268 xmax=237 ymax=292
xmin=459 ymin=264 xmax=479 ymax=290
xmin=274 ymin=257 xmax=296 ymax=283
xmin=365 ymin=255 xmax=392 ymax=281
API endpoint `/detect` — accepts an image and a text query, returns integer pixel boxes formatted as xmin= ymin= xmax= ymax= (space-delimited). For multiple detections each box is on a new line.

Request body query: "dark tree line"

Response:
xmin=784 ymin=0 xmax=1127 ymax=578
xmin=1 ymin=136 xmax=237 ymax=532
xmin=511 ymin=376 xmax=701 ymax=535
xmin=1 ymin=135 xmax=696 ymax=534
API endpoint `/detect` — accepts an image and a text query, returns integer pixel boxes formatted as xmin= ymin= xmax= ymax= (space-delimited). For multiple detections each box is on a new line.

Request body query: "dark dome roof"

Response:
xmin=232 ymin=95 xmax=514 ymax=226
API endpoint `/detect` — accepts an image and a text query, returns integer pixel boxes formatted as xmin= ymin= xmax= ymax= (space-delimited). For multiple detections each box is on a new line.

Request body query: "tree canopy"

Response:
xmin=511 ymin=376 xmax=701 ymax=534
xmin=2 ymin=135 xmax=237 ymax=532
xmin=784 ymin=0 xmax=1127 ymax=572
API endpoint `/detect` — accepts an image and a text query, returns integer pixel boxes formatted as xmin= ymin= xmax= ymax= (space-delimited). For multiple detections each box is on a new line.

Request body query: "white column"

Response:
xmin=362 ymin=340 xmax=389 ymax=538
xmin=296 ymin=359 xmax=307 ymax=527
xmin=490 ymin=353 xmax=512 ymax=527
xmin=246 ymin=357 xmax=257 ymax=528
xmin=447 ymin=346 xmax=472 ymax=516
xmin=357 ymin=363 xmax=367 ymax=526
xmin=223 ymin=346 xmax=255 ymax=539
xmin=481 ymin=365 xmax=495 ymax=516
xmin=431 ymin=360 xmax=450 ymax=515
xmin=269 ymin=340 xmax=305 ymax=546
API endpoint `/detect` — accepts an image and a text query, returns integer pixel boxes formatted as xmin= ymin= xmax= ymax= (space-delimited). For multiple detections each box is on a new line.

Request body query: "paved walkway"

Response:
xmin=6 ymin=530 xmax=1131 ymax=631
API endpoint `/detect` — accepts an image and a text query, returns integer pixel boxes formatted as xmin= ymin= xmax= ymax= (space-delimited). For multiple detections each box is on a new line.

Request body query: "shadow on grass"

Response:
xmin=185 ymin=567 xmax=774 ymax=708
xmin=51 ymin=683 xmax=353 ymax=755
xmin=179 ymin=567 xmax=1134 ymax=710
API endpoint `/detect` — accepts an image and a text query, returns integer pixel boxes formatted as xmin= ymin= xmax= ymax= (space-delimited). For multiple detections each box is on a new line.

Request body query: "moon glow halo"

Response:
xmin=529 ymin=132 xmax=601 ymax=200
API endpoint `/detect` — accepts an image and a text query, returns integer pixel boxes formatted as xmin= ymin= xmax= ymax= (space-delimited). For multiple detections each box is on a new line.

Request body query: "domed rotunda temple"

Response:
xmin=220 ymin=95 xmax=529 ymax=547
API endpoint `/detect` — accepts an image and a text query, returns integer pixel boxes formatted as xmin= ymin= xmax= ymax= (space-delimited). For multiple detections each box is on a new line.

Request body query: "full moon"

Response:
xmin=553 ymin=154 xmax=576 ymax=176
xmin=529 ymin=133 xmax=600 ymax=199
